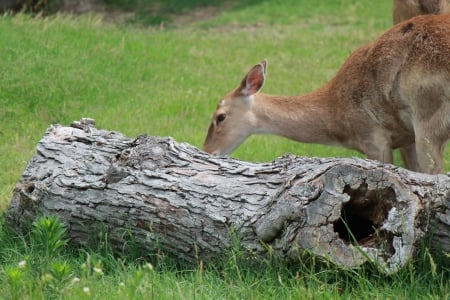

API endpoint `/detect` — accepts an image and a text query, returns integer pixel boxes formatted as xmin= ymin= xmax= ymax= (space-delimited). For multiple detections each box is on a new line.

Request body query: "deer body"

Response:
xmin=203 ymin=14 xmax=450 ymax=174
xmin=393 ymin=0 xmax=450 ymax=24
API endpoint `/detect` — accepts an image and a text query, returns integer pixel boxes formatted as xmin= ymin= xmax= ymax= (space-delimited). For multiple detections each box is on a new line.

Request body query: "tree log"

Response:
xmin=5 ymin=119 xmax=450 ymax=273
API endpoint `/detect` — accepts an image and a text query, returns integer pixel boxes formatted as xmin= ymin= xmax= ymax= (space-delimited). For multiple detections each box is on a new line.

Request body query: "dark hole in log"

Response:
xmin=25 ymin=183 xmax=35 ymax=194
xmin=334 ymin=182 xmax=396 ymax=250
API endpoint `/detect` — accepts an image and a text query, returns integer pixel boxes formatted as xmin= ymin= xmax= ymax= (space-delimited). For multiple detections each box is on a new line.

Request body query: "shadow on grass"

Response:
xmin=4 ymin=0 xmax=270 ymax=26
xmin=100 ymin=0 xmax=267 ymax=26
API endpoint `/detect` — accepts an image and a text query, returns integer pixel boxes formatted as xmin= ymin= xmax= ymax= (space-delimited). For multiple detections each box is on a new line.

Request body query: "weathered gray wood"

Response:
xmin=5 ymin=118 xmax=450 ymax=274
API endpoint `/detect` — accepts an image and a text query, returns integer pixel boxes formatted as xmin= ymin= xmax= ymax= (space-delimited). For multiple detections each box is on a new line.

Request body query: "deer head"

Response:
xmin=203 ymin=60 xmax=268 ymax=155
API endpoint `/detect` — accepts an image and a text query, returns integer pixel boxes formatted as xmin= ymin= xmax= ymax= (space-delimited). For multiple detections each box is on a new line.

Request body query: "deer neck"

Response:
xmin=250 ymin=87 xmax=342 ymax=145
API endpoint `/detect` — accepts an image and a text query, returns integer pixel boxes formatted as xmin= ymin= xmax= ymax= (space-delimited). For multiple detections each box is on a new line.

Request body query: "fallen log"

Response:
xmin=5 ymin=118 xmax=450 ymax=273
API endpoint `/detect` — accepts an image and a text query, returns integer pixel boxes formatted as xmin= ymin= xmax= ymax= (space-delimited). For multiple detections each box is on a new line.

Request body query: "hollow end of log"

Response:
xmin=291 ymin=165 xmax=422 ymax=274
xmin=334 ymin=182 xmax=396 ymax=252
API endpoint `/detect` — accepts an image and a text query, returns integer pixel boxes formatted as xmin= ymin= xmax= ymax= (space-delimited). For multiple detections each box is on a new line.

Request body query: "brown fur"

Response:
xmin=393 ymin=0 xmax=450 ymax=24
xmin=203 ymin=14 xmax=450 ymax=174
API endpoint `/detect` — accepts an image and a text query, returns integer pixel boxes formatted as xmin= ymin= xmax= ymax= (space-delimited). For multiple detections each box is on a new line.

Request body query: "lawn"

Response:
xmin=0 ymin=0 xmax=448 ymax=298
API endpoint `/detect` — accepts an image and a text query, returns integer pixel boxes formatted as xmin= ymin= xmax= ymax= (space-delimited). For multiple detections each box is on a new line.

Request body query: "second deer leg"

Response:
xmin=414 ymin=136 xmax=446 ymax=174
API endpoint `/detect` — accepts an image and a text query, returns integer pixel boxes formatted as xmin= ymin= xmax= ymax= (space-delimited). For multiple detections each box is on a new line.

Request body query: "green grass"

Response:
xmin=0 ymin=216 xmax=448 ymax=299
xmin=0 ymin=0 xmax=449 ymax=298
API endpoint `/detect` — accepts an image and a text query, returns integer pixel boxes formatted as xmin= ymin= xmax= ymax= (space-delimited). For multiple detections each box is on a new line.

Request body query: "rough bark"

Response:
xmin=5 ymin=119 xmax=450 ymax=274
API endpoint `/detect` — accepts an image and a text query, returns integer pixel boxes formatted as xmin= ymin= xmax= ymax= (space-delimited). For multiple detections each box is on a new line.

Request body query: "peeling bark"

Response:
xmin=5 ymin=119 xmax=450 ymax=273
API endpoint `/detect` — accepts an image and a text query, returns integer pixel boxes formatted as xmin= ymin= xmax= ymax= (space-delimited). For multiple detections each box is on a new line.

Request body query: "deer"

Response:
xmin=202 ymin=14 xmax=450 ymax=174
xmin=393 ymin=0 xmax=450 ymax=24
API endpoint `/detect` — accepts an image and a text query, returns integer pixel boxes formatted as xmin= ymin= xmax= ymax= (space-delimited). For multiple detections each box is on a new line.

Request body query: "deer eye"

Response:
xmin=216 ymin=113 xmax=226 ymax=123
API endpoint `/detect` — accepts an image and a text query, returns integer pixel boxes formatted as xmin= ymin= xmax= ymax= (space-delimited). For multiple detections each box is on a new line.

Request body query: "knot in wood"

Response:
xmin=117 ymin=135 xmax=173 ymax=169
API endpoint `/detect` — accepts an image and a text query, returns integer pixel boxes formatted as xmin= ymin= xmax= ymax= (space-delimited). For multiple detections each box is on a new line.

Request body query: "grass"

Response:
xmin=0 ymin=217 xmax=448 ymax=299
xmin=0 ymin=0 xmax=449 ymax=298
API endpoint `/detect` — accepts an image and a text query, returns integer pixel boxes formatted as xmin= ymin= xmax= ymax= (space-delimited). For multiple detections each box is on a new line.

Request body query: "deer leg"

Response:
xmin=364 ymin=137 xmax=393 ymax=165
xmin=399 ymin=144 xmax=420 ymax=172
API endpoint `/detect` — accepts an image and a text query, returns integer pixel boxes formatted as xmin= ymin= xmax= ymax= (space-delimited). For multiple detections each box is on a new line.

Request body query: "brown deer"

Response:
xmin=393 ymin=0 xmax=450 ymax=24
xmin=203 ymin=14 xmax=450 ymax=174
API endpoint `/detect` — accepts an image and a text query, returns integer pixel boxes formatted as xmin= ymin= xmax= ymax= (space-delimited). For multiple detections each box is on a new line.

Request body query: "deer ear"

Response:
xmin=238 ymin=60 xmax=267 ymax=96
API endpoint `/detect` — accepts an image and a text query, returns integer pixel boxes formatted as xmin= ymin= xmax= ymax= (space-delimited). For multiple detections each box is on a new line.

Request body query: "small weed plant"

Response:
xmin=31 ymin=215 xmax=69 ymax=258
